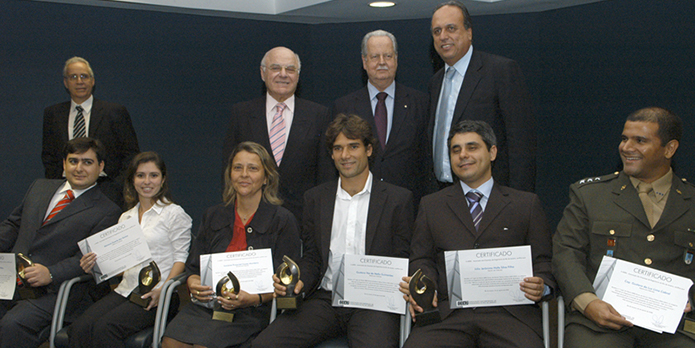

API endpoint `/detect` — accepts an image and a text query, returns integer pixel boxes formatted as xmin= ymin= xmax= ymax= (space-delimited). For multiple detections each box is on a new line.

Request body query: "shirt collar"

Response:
xmin=266 ymin=93 xmax=295 ymax=113
xmin=336 ymin=172 xmax=373 ymax=200
xmin=459 ymin=175 xmax=494 ymax=199
xmin=61 ymin=180 xmax=96 ymax=199
xmin=446 ymin=45 xmax=474 ymax=77
xmin=70 ymin=95 xmax=94 ymax=113
xmin=367 ymin=80 xmax=395 ymax=100
xmin=629 ymin=168 xmax=673 ymax=202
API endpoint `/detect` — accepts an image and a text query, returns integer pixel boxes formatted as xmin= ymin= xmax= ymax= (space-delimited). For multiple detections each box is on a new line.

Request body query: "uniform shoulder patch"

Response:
xmin=576 ymin=172 xmax=620 ymax=186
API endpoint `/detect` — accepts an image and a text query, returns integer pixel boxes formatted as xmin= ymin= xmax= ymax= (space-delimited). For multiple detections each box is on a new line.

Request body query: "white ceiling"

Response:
xmin=36 ymin=0 xmax=608 ymax=24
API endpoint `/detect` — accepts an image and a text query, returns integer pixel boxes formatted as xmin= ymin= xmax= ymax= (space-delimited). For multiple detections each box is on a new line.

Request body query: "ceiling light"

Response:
xmin=369 ymin=2 xmax=396 ymax=8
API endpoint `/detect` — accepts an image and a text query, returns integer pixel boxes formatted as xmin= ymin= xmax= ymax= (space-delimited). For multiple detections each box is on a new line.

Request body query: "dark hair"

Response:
xmin=325 ymin=114 xmax=377 ymax=165
xmin=626 ymin=107 xmax=682 ymax=146
xmin=123 ymin=152 xmax=173 ymax=209
xmin=448 ymin=120 xmax=497 ymax=151
xmin=434 ymin=1 xmax=472 ymax=30
xmin=223 ymin=142 xmax=282 ymax=206
xmin=63 ymin=137 xmax=105 ymax=163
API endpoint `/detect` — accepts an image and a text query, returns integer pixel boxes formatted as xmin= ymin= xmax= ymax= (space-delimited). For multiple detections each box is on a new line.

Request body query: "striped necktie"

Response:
xmin=269 ymin=103 xmax=287 ymax=165
xmin=73 ymin=105 xmax=86 ymax=138
xmin=44 ymin=190 xmax=75 ymax=225
xmin=466 ymin=191 xmax=484 ymax=231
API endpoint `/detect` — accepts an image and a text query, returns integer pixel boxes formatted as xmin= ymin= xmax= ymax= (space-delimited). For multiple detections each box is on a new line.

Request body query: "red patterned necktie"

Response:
xmin=44 ymin=190 xmax=75 ymax=225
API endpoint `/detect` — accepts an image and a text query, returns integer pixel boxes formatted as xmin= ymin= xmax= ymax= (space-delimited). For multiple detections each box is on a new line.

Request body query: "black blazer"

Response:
xmin=332 ymin=84 xmax=432 ymax=202
xmin=42 ymin=99 xmax=139 ymax=208
xmin=410 ymin=183 xmax=554 ymax=338
xmin=428 ymin=50 xmax=536 ymax=192
xmin=299 ymin=179 xmax=414 ymax=296
xmin=0 ymin=179 xmax=121 ymax=312
xmin=222 ymin=97 xmax=335 ymax=221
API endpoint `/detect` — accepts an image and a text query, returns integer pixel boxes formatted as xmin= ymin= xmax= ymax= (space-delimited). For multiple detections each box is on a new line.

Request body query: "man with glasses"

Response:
xmin=42 ymin=56 xmax=139 ymax=209
xmin=332 ymin=30 xmax=431 ymax=204
xmin=223 ymin=46 xmax=334 ymax=222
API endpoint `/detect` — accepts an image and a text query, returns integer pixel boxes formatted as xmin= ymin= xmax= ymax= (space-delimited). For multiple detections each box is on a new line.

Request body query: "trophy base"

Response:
xmin=681 ymin=316 xmax=695 ymax=335
xmin=276 ymin=296 xmax=302 ymax=310
xmin=128 ymin=291 xmax=151 ymax=307
xmin=17 ymin=286 xmax=46 ymax=300
xmin=414 ymin=309 xmax=441 ymax=327
xmin=212 ymin=310 xmax=235 ymax=322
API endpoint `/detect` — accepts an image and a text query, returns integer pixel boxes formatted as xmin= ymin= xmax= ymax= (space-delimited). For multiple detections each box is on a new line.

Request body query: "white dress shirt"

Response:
xmin=265 ymin=93 xmax=295 ymax=141
xmin=320 ymin=173 xmax=373 ymax=291
xmin=114 ymin=201 xmax=192 ymax=296
xmin=68 ymin=95 xmax=94 ymax=139
xmin=44 ymin=181 xmax=96 ymax=220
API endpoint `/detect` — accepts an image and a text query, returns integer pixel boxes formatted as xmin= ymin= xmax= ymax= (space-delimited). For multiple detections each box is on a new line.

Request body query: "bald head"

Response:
xmin=260 ymin=47 xmax=301 ymax=102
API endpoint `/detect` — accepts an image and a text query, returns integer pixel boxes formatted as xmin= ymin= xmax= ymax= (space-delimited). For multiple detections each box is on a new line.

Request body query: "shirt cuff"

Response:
xmin=572 ymin=292 xmax=600 ymax=314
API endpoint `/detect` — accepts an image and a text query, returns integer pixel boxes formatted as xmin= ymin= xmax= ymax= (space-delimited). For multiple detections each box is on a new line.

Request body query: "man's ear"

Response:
xmin=664 ymin=140 xmax=679 ymax=159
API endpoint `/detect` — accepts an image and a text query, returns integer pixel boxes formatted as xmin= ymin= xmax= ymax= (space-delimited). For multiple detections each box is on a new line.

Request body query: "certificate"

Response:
xmin=332 ymin=254 xmax=409 ymax=314
xmin=445 ymin=245 xmax=534 ymax=309
xmin=77 ymin=218 xmax=152 ymax=284
xmin=209 ymin=249 xmax=275 ymax=295
xmin=0 ymin=253 xmax=16 ymax=300
xmin=593 ymin=256 xmax=693 ymax=333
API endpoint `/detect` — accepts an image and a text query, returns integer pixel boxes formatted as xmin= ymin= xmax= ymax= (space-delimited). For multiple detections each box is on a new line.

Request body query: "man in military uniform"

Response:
xmin=553 ymin=107 xmax=695 ymax=347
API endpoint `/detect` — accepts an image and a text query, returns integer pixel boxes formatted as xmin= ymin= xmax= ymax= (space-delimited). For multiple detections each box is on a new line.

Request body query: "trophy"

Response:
xmin=275 ymin=255 xmax=302 ymax=309
xmin=128 ymin=261 xmax=161 ymax=307
xmin=409 ymin=269 xmax=441 ymax=327
xmin=681 ymin=284 xmax=695 ymax=334
xmin=212 ymin=271 xmax=240 ymax=322
xmin=16 ymin=253 xmax=46 ymax=299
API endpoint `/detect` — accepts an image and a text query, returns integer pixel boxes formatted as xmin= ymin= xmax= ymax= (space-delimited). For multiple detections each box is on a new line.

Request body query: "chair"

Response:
xmin=51 ymin=273 xmax=185 ymax=348
xmin=557 ymin=295 xmax=565 ymax=348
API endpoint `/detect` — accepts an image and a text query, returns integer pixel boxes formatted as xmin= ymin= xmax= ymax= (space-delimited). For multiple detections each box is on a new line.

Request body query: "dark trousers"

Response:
xmin=0 ymin=297 xmax=54 ymax=348
xmin=404 ymin=307 xmax=543 ymax=348
xmin=252 ymin=290 xmax=400 ymax=348
xmin=68 ymin=291 xmax=156 ymax=348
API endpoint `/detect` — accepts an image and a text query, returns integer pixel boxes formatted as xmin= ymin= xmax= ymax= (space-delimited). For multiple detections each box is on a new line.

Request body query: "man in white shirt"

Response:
xmin=253 ymin=114 xmax=414 ymax=348
xmin=0 ymin=137 xmax=121 ymax=348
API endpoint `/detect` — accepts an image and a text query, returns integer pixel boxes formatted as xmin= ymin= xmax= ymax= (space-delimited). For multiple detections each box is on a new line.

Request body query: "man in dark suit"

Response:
xmin=401 ymin=120 xmax=553 ymax=348
xmin=332 ymin=30 xmax=431 ymax=203
xmin=429 ymin=1 xmax=536 ymax=192
xmin=0 ymin=137 xmax=121 ymax=348
xmin=253 ymin=114 xmax=414 ymax=348
xmin=553 ymin=107 xmax=695 ymax=347
xmin=223 ymin=46 xmax=334 ymax=222
xmin=42 ymin=56 xmax=139 ymax=209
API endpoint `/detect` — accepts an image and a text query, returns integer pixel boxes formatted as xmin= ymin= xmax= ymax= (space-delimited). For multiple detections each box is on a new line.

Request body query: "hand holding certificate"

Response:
xmin=77 ymin=218 xmax=152 ymax=284
xmin=0 ymin=253 xmax=15 ymax=300
xmin=592 ymin=256 xmax=693 ymax=334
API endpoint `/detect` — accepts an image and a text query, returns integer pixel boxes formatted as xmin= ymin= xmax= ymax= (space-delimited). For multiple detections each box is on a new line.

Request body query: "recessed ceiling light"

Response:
xmin=369 ymin=1 xmax=396 ymax=8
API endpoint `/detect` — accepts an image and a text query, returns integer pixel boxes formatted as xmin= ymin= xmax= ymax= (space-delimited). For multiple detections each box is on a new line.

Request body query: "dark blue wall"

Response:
xmin=1 ymin=0 xmax=694 ymax=231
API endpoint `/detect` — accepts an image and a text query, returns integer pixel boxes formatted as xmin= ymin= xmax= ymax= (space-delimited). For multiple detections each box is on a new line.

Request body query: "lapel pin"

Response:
xmin=620 ymin=185 xmax=626 ymax=190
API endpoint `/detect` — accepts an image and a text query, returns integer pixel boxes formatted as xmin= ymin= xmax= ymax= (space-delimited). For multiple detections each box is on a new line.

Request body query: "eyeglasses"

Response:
xmin=263 ymin=64 xmax=299 ymax=75
xmin=65 ymin=74 xmax=92 ymax=81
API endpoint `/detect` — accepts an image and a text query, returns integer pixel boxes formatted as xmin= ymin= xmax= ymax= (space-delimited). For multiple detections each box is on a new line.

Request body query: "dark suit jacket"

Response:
xmin=42 ymin=99 xmax=140 ymax=207
xmin=553 ymin=172 xmax=695 ymax=340
xmin=299 ymin=179 xmax=414 ymax=295
xmin=410 ymin=183 xmax=554 ymax=338
xmin=222 ymin=96 xmax=335 ymax=221
xmin=428 ymin=50 xmax=536 ymax=192
xmin=0 ymin=179 xmax=121 ymax=312
xmin=332 ymin=84 xmax=431 ymax=203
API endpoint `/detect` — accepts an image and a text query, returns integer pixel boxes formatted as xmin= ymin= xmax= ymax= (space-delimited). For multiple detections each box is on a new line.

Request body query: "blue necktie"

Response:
xmin=466 ymin=191 xmax=483 ymax=231
xmin=433 ymin=67 xmax=456 ymax=182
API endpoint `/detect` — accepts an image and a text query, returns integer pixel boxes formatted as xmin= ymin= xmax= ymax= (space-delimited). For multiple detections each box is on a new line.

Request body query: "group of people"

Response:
xmin=0 ymin=1 xmax=693 ymax=348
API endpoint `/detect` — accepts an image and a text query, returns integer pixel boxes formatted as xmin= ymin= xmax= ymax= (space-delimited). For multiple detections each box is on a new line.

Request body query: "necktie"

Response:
xmin=638 ymin=182 xmax=656 ymax=228
xmin=269 ymin=103 xmax=287 ymax=165
xmin=73 ymin=105 xmax=86 ymax=138
xmin=433 ymin=67 xmax=456 ymax=182
xmin=44 ymin=190 xmax=75 ymax=225
xmin=466 ymin=191 xmax=484 ymax=231
xmin=374 ymin=92 xmax=388 ymax=150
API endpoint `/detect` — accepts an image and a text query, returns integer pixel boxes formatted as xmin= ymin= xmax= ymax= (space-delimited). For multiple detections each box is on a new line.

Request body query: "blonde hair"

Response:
xmin=223 ymin=142 xmax=282 ymax=206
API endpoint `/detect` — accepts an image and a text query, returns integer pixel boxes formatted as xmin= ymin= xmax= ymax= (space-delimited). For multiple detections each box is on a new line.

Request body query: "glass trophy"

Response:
xmin=409 ymin=268 xmax=441 ymax=327
xmin=128 ymin=261 xmax=161 ymax=307
xmin=276 ymin=255 xmax=302 ymax=309
xmin=212 ymin=271 xmax=240 ymax=322
xmin=16 ymin=253 xmax=46 ymax=299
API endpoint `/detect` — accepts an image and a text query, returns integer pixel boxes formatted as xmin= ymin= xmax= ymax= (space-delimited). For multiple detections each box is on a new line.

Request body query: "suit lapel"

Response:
xmin=250 ymin=98 xmax=273 ymax=153
xmin=57 ymin=102 xmax=71 ymax=143
xmin=653 ymin=176 xmax=692 ymax=231
xmin=452 ymin=51 xmax=483 ymax=125
xmin=283 ymin=98 xmax=311 ymax=168
xmin=428 ymin=69 xmax=445 ymax=145
xmin=42 ymin=186 xmax=95 ymax=228
xmin=445 ymin=185 xmax=478 ymax=238
xmin=319 ymin=182 xmax=338 ymax=264
xmin=477 ymin=184 xmax=510 ymax=235
xmin=365 ymin=180 xmax=386 ymax=254
xmin=387 ymin=84 xmax=408 ymax=154
xmin=89 ymin=99 xmax=105 ymax=136
xmin=612 ymin=175 xmax=651 ymax=228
